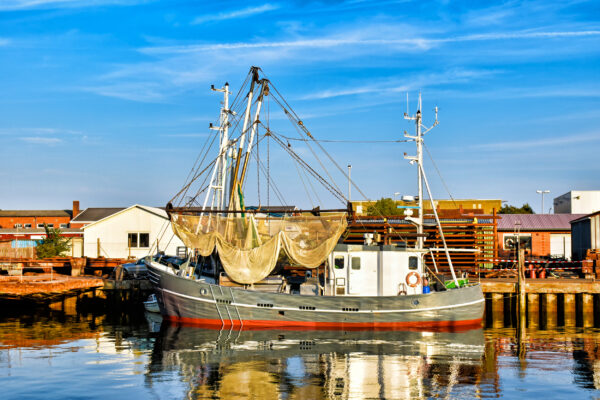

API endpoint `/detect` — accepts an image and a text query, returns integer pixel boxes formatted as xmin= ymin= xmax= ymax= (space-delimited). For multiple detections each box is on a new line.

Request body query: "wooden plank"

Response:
xmin=480 ymin=278 xmax=600 ymax=294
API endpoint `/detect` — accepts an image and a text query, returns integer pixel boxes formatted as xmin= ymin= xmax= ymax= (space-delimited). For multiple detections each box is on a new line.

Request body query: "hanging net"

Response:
xmin=171 ymin=212 xmax=347 ymax=284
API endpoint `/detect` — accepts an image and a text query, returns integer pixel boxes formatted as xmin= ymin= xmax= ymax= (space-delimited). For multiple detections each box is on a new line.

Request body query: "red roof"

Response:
xmin=497 ymin=214 xmax=586 ymax=231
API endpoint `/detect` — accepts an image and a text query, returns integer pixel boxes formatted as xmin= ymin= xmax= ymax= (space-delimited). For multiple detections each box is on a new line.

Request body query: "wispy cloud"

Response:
xmin=81 ymin=82 xmax=167 ymax=102
xmin=301 ymin=68 xmax=498 ymax=100
xmin=159 ymin=133 xmax=208 ymax=138
xmin=0 ymin=38 xmax=9 ymax=46
xmin=470 ymin=132 xmax=600 ymax=151
xmin=0 ymin=127 xmax=83 ymax=135
xmin=140 ymin=29 xmax=600 ymax=55
xmin=0 ymin=0 xmax=146 ymax=11
xmin=191 ymin=4 xmax=279 ymax=25
xmin=20 ymin=136 xmax=62 ymax=145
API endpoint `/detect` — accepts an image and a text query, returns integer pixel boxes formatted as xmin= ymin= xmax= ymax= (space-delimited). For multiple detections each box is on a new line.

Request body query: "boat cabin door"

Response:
xmin=347 ymin=255 xmax=362 ymax=294
xmin=333 ymin=255 xmax=347 ymax=295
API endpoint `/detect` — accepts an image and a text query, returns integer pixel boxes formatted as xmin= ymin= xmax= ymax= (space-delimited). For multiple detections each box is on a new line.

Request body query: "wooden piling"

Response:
xmin=517 ymin=249 xmax=526 ymax=333
xmin=491 ymin=293 xmax=504 ymax=328
xmin=583 ymin=293 xmax=594 ymax=327
xmin=564 ymin=293 xmax=576 ymax=326
xmin=545 ymin=293 xmax=558 ymax=329
xmin=527 ymin=293 xmax=539 ymax=328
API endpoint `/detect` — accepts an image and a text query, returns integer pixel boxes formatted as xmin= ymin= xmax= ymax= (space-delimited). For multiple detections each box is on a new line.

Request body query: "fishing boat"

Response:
xmin=146 ymin=67 xmax=484 ymax=329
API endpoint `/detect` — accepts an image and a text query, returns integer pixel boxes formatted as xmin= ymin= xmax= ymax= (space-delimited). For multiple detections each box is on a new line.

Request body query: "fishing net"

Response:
xmin=170 ymin=212 xmax=347 ymax=284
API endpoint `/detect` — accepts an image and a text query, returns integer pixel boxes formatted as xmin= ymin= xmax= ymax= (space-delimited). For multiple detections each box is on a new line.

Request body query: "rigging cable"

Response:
xmin=423 ymin=142 xmax=457 ymax=208
xmin=269 ymin=132 xmax=346 ymax=203
xmin=267 ymin=85 xmax=370 ymax=202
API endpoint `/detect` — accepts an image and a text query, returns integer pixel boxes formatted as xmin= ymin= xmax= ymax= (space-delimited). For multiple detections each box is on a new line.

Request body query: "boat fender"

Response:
xmin=406 ymin=272 xmax=421 ymax=288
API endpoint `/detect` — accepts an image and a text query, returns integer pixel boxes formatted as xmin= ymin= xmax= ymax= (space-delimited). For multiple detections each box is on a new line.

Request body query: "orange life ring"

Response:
xmin=406 ymin=272 xmax=421 ymax=288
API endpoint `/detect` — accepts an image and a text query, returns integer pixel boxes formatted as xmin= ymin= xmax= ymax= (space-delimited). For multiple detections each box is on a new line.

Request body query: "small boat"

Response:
xmin=143 ymin=294 xmax=160 ymax=313
xmin=146 ymin=67 xmax=484 ymax=329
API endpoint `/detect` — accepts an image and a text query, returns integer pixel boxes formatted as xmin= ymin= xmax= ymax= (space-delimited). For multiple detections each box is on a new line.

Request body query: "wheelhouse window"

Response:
xmin=14 ymin=224 xmax=22 ymax=228
xmin=46 ymin=224 xmax=54 ymax=228
xmin=60 ymin=223 xmax=68 ymax=229
xmin=351 ymin=257 xmax=361 ymax=270
xmin=128 ymin=233 xmax=150 ymax=248
xmin=334 ymin=256 xmax=345 ymax=269
xmin=37 ymin=224 xmax=44 ymax=228
xmin=409 ymin=256 xmax=419 ymax=270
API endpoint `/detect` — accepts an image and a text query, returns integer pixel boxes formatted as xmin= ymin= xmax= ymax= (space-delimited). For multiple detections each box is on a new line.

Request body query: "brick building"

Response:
xmin=0 ymin=201 xmax=80 ymax=229
xmin=0 ymin=201 xmax=83 ymax=257
xmin=496 ymin=214 xmax=585 ymax=260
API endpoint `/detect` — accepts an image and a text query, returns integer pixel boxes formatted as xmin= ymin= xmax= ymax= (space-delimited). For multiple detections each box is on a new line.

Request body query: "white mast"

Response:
xmin=404 ymin=94 xmax=460 ymax=288
xmin=404 ymin=93 xmax=424 ymax=250
xmin=228 ymin=67 xmax=259 ymax=208
xmin=239 ymin=80 xmax=266 ymax=187
xmin=201 ymin=83 xmax=231 ymax=214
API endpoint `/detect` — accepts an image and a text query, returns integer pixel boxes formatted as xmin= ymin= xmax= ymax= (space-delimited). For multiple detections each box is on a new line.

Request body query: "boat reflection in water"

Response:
xmin=148 ymin=317 xmax=485 ymax=399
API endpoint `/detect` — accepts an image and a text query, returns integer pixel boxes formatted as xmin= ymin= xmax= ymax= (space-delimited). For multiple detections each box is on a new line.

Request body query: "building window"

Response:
xmin=60 ymin=223 xmax=68 ymax=229
xmin=24 ymin=224 xmax=32 ymax=228
xmin=139 ymin=233 xmax=149 ymax=248
xmin=503 ymin=234 xmax=532 ymax=250
xmin=14 ymin=223 xmax=22 ymax=228
xmin=334 ymin=256 xmax=345 ymax=269
xmin=128 ymin=233 xmax=150 ymax=248
xmin=351 ymin=257 xmax=361 ymax=270
xmin=128 ymin=233 xmax=138 ymax=248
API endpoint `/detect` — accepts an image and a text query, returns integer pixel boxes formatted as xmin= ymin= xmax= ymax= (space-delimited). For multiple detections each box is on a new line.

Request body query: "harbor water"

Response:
xmin=1 ymin=302 xmax=600 ymax=399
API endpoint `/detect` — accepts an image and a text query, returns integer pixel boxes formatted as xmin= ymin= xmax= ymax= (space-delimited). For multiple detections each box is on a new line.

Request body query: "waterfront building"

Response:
xmin=81 ymin=204 xmax=184 ymax=259
xmin=496 ymin=213 xmax=585 ymax=260
xmin=570 ymin=211 xmax=600 ymax=261
xmin=554 ymin=190 xmax=600 ymax=214
xmin=0 ymin=200 xmax=80 ymax=229
xmin=0 ymin=201 xmax=83 ymax=257
xmin=70 ymin=207 xmax=126 ymax=228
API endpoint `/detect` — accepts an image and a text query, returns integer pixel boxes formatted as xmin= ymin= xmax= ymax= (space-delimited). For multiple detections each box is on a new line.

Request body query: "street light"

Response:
xmin=394 ymin=192 xmax=401 ymax=202
xmin=536 ymin=190 xmax=550 ymax=214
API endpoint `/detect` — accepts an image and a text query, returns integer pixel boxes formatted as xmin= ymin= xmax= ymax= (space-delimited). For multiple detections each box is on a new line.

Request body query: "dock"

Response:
xmin=0 ymin=274 xmax=103 ymax=302
xmin=481 ymin=277 xmax=598 ymax=328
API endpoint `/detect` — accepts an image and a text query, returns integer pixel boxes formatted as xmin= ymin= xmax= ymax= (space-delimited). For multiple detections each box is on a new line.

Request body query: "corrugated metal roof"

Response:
xmin=71 ymin=208 xmax=125 ymax=222
xmin=571 ymin=210 xmax=600 ymax=224
xmin=497 ymin=214 xmax=586 ymax=231
xmin=0 ymin=210 xmax=71 ymax=217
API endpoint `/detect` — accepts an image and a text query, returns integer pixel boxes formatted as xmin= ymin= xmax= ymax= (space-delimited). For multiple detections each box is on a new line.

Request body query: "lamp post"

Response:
xmin=394 ymin=192 xmax=400 ymax=202
xmin=536 ymin=190 xmax=550 ymax=214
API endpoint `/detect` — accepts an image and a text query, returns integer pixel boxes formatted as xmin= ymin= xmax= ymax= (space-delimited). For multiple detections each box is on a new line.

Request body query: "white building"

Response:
xmin=554 ymin=191 xmax=600 ymax=214
xmin=82 ymin=204 xmax=185 ymax=259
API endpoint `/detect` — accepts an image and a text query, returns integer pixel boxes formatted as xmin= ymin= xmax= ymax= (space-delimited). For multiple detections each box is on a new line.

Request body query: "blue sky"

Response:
xmin=0 ymin=0 xmax=598 ymax=213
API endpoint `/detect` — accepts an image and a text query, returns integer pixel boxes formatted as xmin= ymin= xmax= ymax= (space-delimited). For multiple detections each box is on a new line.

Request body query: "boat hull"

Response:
xmin=147 ymin=261 xmax=484 ymax=330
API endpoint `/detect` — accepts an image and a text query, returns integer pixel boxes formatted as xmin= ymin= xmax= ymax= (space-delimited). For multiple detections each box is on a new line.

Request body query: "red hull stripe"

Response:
xmin=163 ymin=315 xmax=483 ymax=332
